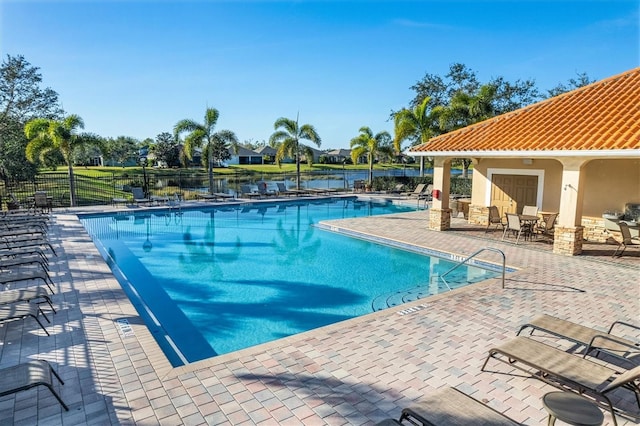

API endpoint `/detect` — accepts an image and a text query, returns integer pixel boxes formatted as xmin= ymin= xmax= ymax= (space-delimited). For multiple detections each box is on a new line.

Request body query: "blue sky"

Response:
xmin=1 ymin=1 xmax=638 ymax=150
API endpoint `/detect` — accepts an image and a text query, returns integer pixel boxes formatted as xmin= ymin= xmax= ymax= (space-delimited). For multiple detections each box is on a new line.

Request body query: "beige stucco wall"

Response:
xmin=470 ymin=158 xmax=564 ymax=212
xmin=470 ymin=157 xmax=639 ymax=214
xmin=467 ymin=157 xmax=639 ymax=236
xmin=582 ymin=158 xmax=640 ymax=217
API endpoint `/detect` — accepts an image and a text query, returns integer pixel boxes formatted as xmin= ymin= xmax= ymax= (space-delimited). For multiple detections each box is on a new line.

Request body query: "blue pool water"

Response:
xmin=80 ymin=198 xmax=500 ymax=365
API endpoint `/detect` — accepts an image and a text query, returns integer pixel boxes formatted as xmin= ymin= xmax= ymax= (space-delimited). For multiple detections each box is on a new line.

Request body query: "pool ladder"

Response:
xmin=371 ymin=247 xmax=507 ymax=312
xmin=436 ymin=247 xmax=506 ymax=291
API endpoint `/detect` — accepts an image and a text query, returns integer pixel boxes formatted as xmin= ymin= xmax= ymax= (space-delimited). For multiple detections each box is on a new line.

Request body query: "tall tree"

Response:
xmin=434 ymin=84 xmax=497 ymax=177
xmin=103 ymin=136 xmax=139 ymax=167
xmin=174 ymin=108 xmax=238 ymax=195
xmin=409 ymin=63 xmax=540 ymax=113
xmin=24 ymin=114 xmax=99 ymax=206
xmin=151 ymin=132 xmax=181 ymax=167
xmin=406 ymin=63 xmax=540 ymax=177
xmin=0 ymin=55 xmax=63 ymax=184
xmin=270 ymin=116 xmax=321 ymax=190
xmin=547 ymin=71 xmax=594 ymax=98
xmin=393 ymin=97 xmax=439 ymax=176
xmin=350 ymin=127 xmax=393 ymax=185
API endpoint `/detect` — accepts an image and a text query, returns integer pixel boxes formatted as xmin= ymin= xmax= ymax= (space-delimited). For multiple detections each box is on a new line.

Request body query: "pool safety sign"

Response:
xmin=116 ymin=318 xmax=135 ymax=337
xmin=396 ymin=303 xmax=428 ymax=316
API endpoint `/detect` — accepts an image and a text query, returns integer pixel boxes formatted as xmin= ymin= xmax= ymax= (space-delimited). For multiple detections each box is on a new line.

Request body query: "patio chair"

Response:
xmin=521 ymin=205 xmax=538 ymax=216
xmin=6 ymin=193 xmax=23 ymax=211
xmin=0 ymin=360 xmax=68 ymax=411
xmin=0 ymin=301 xmax=51 ymax=335
xmin=502 ymin=213 xmax=528 ymax=244
xmin=403 ymin=183 xmax=426 ymax=198
xmin=485 ymin=206 xmax=506 ymax=233
xmin=353 ymin=180 xmax=366 ymax=193
xmin=517 ymin=314 xmax=640 ymax=365
xmin=534 ymin=212 xmax=557 ymax=242
xmin=276 ymin=182 xmax=296 ymax=197
xmin=131 ymin=187 xmax=151 ymax=205
xmin=481 ymin=336 xmax=640 ymax=425
xmin=382 ymin=387 xmax=521 ymax=425
xmin=257 ymin=181 xmax=277 ymax=197
xmin=33 ymin=191 xmax=52 ymax=214
xmin=419 ymin=184 xmax=434 ymax=201
xmin=613 ymin=222 xmax=637 ymax=258
xmin=0 ymin=287 xmax=55 ymax=313
xmin=240 ymin=184 xmax=261 ymax=199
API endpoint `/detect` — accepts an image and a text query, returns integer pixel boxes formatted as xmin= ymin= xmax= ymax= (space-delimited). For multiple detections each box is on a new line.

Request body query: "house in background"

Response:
xmin=325 ymin=149 xmax=351 ymax=164
xmin=226 ymin=146 xmax=263 ymax=165
xmin=409 ymin=67 xmax=640 ymax=256
xmin=255 ymin=146 xmax=277 ymax=164
xmin=300 ymin=147 xmax=324 ymax=164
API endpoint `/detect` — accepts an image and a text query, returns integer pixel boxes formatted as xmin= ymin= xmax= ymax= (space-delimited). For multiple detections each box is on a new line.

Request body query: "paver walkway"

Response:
xmin=0 ymin=205 xmax=638 ymax=425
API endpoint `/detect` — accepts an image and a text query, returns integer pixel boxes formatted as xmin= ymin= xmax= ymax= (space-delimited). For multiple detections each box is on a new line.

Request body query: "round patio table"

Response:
xmin=542 ymin=392 xmax=604 ymax=426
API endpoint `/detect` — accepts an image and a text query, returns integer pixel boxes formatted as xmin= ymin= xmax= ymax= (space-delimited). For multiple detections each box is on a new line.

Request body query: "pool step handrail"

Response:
xmin=439 ymin=247 xmax=506 ymax=290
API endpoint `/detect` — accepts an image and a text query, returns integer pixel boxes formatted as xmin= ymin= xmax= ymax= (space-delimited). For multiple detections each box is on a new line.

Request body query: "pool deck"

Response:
xmin=0 ymin=199 xmax=639 ymax=425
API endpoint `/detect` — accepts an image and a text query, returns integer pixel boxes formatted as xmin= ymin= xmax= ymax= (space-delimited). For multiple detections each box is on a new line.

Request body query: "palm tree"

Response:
xmin=350 ymin=127 xmax=393 ymax=186
xmin=174 ymin=108 xmax=238 ymax=195
xmin=24 ymin=114 xmax=98 ymax=207
xmin=435 ymin=84 xmax=497 ymax=177
xmin=270 ymin=116 xmax=321 ymax=190
xmin=393 ymin=97 xmax=439 ymax=176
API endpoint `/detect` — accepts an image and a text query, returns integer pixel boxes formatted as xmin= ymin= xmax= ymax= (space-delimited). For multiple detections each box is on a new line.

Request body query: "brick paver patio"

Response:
xmin=0 ymin=200 xmax=638 ymax=425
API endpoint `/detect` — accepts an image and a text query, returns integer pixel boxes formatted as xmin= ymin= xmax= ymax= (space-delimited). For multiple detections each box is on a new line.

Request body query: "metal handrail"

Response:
xmin=439 ymin=247 xmax=506 ymax=290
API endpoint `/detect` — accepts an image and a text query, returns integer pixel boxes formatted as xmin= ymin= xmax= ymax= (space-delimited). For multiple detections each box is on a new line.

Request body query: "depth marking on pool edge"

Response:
xmin=396 ymin=304 xmax=428 ymax=316
xmin=116 ymin=319 xmax=135 ymax=337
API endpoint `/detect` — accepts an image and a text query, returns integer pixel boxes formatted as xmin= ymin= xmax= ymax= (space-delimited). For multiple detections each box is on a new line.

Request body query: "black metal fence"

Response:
xmin=0 ymin=169 xmax=471 ymax=210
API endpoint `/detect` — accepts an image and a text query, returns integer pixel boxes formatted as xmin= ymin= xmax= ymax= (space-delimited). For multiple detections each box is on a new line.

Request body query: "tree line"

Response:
xmin=1 ymin=54 xmax=593 ymax=205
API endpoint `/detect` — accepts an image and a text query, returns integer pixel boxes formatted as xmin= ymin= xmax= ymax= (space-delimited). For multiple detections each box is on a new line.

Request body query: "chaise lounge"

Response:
xmin=0 ymin=287 xmax=56 ymax=313
xmin=0 ymin=301 xmax=51 ymax=335
xmin=0 ymin=269 xmax=56 ymax=293
xmin=131 ymin=187 xmax=152 ymax=206
xmin=481 ymin=336 xmax=640 ymax=425
xmin=0 ymin=360 xmax=68 ymax=411
xmin=376 ymin=387 xmax=521 ymax=425
xmin=517 ymin=314 xmax=640 ymax=364
xmin=2 ymin=235 xmax=57 ymax=256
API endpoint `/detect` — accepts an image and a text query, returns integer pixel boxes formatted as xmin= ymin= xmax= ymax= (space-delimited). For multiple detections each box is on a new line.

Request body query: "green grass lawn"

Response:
xmin=44 ymin=162 xmax=420 ymax=177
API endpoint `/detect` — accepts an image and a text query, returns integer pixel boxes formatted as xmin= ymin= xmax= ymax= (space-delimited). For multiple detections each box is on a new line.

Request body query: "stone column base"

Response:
xmin=553 ymin=226 xmax=584 ymax=255
xmin=429 ymin=208 xmax=451 ymax=231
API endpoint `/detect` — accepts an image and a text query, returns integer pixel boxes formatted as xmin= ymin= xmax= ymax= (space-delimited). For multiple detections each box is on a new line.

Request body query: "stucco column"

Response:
xmin=554 ymin=158 xmax=587 ymax=255
xmin=429 ymin=157 xmax=452 ymax=231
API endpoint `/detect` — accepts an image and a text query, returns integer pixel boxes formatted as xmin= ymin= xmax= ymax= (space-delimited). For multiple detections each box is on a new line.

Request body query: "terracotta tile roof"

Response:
xmin=410 ymin=67 xmax=640 ymax=155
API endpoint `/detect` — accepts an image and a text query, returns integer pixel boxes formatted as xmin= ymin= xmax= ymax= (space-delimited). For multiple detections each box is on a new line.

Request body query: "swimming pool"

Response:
xmin=80 ymin=198 xmax=500 ymax=365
